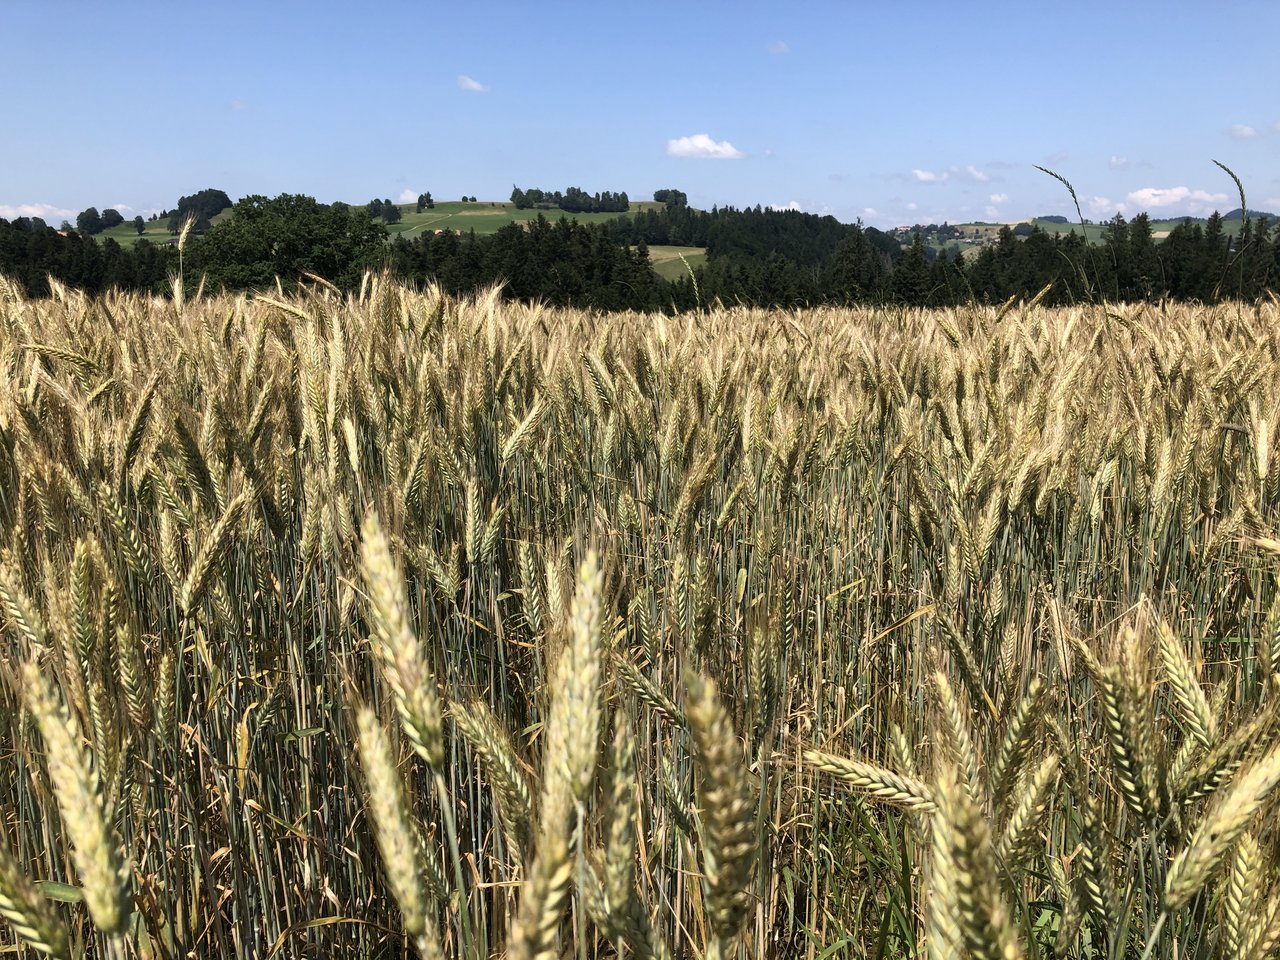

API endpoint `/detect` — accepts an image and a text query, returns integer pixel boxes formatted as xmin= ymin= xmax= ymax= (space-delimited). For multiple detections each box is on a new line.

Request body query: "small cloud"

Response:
xmin=398 ymin=189 xmax=419 ymax=203
xmin=1109 ymin=155 xmax=1128 ymax=170
xmin=1044 ymin=149 xmax=1069 ymax=164
xmin=458 ymin=74 xmax=490 ymax=93
xmin=1125 ymin=185 xmax=1228 ymax=214
xmin=912 ymin=168 xmax=948 ymax=183
xmin=986 ymin=159 xmax=1019 ymax=170
xmin=1088 ymin=196 xmax=1121 ymax=217
xmin=1228 ymin=124 xmax=1258 ymax=139
xmin=0 ymin=201 xmax=76 ymax=222
xmin=666 ymin=133 xmax=745 ymax=159
xmin=964 ymin=165 xmax=989 ymax=183
xmin=769 ymin=201 xmax=802 ymax=212
xmin=230 ymin=98 xmax=248 ymax=111
xmin=985 ymin=205 xmax=1001 ymax=219
xmin=1265 ymin=196 xmax=1280 ymax=208
xmin=861 ymin=207 xmax=878 ymax=218
xmin=766 ymin=40 xmax=790 ymax=55
xmin=906 ymin=202 xmax=919 ymax=211
xmin=989 ymin=193 xmax=1009 ymax=204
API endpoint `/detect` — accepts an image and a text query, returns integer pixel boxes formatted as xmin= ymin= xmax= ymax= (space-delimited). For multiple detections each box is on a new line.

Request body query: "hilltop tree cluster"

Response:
xmin=510 ymin=185 xmax=630 ymax=213
xmin=162 ymin=188 xmax=233 ymax=235
xmin=72 ymin=206 xmax=125 ymax=235
xmin=365 ymin=198 xmax=403 ymax=224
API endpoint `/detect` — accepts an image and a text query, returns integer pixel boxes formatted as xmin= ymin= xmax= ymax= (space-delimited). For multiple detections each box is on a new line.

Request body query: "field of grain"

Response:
xmin=2 ymin=273 xmax=1280 ymax=959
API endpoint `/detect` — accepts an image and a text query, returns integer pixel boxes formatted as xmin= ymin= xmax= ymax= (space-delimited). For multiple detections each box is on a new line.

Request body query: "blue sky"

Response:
xmin=3 ymin=1 xmax=1279 ymax=229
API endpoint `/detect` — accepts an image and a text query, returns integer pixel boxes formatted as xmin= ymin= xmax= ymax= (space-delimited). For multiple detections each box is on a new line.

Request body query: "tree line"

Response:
xmin=3 ymin=190 xmax=1279 ymax=308
xmin=510 ymin=186 xmax=630 ymax=213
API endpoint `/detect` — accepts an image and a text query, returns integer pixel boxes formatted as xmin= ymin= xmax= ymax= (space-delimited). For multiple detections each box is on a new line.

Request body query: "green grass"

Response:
xmin=647 ymin=245 xmax=708 ymax=280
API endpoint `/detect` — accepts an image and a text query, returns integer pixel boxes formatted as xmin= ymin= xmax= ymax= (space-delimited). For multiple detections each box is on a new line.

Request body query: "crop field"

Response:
xmin=3 ymin=275 xmax=1280 ymax=959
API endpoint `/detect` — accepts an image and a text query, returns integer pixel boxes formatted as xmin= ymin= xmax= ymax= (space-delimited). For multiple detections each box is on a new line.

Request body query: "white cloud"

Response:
xmin=989 ymin=193 xmax=1009 ymax=204
xmin=1044 ymin=149 xmax=1069 ymax=164
xmin=861 ymin=207 xmax=878 ymax=218
xmin=398 ymin=189 xmax=419 ymax=203
xmin=1088 ymin=196 xmax=1121 ymax=217
xmin=1109 ymin=155 xmax=1128 ymax=170
xmin=767 ymin=40 xmax=789 ymax=55
xmin=1125 ymin=186 xmax=1228 ymax=215
xmin=0 ymin=201 xmax=76 ymax=222
xmin=230 ymin=98 xmax=247 ymax=111
xmin=1228 ymin=124 xmax=1258 ymax=139
xmin=985 ymin=205 xmax=1001 ymax=220
xmin=666 ymin=133 xmax=745 ymax=159
xmin=769 ymin=201 xmax=803 ymax=212
xmin=911 ymin=168 xmax=948 ymax=183
xmin=458 ymin=74 xmax=490 ymax=92
xmin=906 ymin=202 xmax=918 ymax=211
xmin=965 ymin=165 xmax=989 ymax=183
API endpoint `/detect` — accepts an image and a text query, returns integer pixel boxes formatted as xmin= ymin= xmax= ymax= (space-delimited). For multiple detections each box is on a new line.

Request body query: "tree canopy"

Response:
xmin=186 ymin=194 xmax=388 ymax=291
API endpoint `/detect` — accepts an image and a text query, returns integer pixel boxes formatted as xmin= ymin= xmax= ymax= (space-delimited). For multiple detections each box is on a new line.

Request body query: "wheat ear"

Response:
xmin=508 ymin=550 xmax=605 ymax=960
xmin=805 ymin=749 xmax=937 ymax=811
xmin=450 ymin=697 xmax=535 ymax=850
xmin=354 ymin=706 xmax=441 ymax=959
xmin=686 ymin=668 xmax=759 ymax=953
xmin=0 ymin=843 xmax=70 ymax=959
xmin=932 ymin=761 xmax=1024 ymax=960
xmin=22 ymin=661 xmax=129 ymax=936
xmin=1165 ymin=741 xmax=1280 ymax=909
xmin=360 ymin=511 xmax=445 ymax=769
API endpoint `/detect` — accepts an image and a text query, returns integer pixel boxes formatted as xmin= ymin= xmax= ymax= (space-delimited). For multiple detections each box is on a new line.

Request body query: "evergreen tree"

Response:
xmin=892 ymin=233 xmax=930 ymax=305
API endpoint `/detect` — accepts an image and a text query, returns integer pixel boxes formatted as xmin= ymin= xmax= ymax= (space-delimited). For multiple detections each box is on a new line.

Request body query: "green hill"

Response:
xmin=96 ymin=200 xmax=667 ymax=247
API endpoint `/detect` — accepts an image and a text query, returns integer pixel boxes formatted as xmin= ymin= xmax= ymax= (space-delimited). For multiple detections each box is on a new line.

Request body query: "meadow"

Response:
xmin=1 ymin=273 xmax=1280 ymax=959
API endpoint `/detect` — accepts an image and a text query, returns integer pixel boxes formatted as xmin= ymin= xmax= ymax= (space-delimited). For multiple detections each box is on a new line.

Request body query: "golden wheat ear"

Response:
xmin=359 ymin=509 xmax=445 ymax=769
xmin=508 ymin=550 xmax=606 ymax=960
xmin=0 ymin=842 xmax=71 ymax=960
xmin=21 ymin=660 xmax=130 ymax=937
xmin=354 ymin=705 xmax=442 ymax=959
xmin=685 ymin=667 xmax=759 ymax=954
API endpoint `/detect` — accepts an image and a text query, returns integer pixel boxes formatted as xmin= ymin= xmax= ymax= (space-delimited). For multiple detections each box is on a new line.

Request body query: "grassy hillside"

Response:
xmin=96 ymin=200 xmax=666 ymax=247
xmin=646 ymin=244 xmax=707 ymax=280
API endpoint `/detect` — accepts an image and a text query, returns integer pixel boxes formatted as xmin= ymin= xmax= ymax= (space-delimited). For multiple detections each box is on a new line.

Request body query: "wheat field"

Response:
xmin=2 ymin=272 xmax=1280 ymax=958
